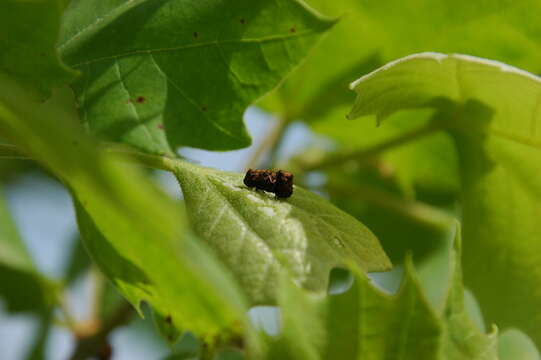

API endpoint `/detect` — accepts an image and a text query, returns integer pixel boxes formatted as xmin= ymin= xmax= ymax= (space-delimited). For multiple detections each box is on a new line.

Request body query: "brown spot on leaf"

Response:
xmin=135 ymin=96 xmax=145 ymax=104
xmin=290 ymin=26 xmax=296 ymax=33
xmin=201 ymin=105 xmax=208 ymax=111
xmin=165 ymin=315 xmax=172 ymax=324
xmin=157 ymin=124 xmax=164 ymax=129
xmin=193 ymin=32 xmax=199 ymax=39
xmin=240 ymin=18 xmax=246 ymax=24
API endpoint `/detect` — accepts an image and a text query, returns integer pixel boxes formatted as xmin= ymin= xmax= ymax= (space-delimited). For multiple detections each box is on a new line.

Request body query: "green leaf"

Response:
xmin=0 ymin=0 xmax=76 ymax=98
xmin=0 ymin=75 xmax=250 ymax=338
xmin=265 ymin=0 xmax=541 ymax=122
xmin=441 ymin=225 xmax=498 ymax=359
xmin=0 ymin=187 xmax=53 ymax=313
xmin=0 ymin=188 xmax=32 ymax=271
xmin=263 ymin=223 xmax=497 ymax=360
xmin=499 ymin=329 xmax=541 ymax=360
xmin=173 ymin=161 xmax=391 ymax=304
xmin=265 ymin=273 xmax=325 ymax=360
xmin=348 ymin=52 xmax=541 ymax=352
xmin=59 ymin=0 xmax=334 ymax=154
xmin=260 ymin=0 xmax=541 ymax=193
xmin=324 ymin=256 xmax=442 ymax=359
xmin=323 ymin=223 xmax=497 ymax=360
xmin=63 ymin=235 xmax=91 ymax=285
xmin=153 ymin=308 xmax=183 ymax=345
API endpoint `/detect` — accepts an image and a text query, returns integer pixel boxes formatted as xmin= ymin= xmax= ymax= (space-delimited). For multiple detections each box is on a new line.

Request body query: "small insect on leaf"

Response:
xmin=275 ymin=170 xmax=294 ymax=198
xmin=243 ymin=169 xmax=294 ymax=198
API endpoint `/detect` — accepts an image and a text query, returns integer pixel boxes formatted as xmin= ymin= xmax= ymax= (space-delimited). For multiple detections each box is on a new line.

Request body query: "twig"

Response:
xmin=326 ymin=183 xmax=455 ymax=231
xmin=0 ymin=143 xmax=29 ymax=159
xmin=298 ymin=122 xmax=441 ymax=172
xmin=102 ymin=146 xmax=180 ymax=172
xmin=57 ymin=292 xmax=78 ymax=333
xmin=69 ymin=302 xmax=134 ymax=360
xmin=89 ymin=266 xmax=105 ymax=326
xmin=245 ymin=115 xmax=289 ymax=170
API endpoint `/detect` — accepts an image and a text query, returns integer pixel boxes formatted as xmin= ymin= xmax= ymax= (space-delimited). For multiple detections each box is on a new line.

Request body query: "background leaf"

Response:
xmin=260 ymin=0 xmax=541 ymax=197
xmin=441 ymin=225 xmax=498 ymax=359
xmin=265 ymin=273 xmax=325 ymax=360
xmin=348 ymin=52 xmax=541 ymax=352
xmin=174 ymin=162 xmax=391 ymax=304
xmin=59 ymin=0 xmax=334 ymax=154
xmin=324 ymin=257 xmax=442 ymax=360
xmin=499 ymin=329 xmax=541 ymax=360
xmin=0 ymin=186 xmax=53 ymax=314
xmin=0 ymin=0 xmax=76 ymax=98
xmin=269 ymin=223 xmax=496 ymax=360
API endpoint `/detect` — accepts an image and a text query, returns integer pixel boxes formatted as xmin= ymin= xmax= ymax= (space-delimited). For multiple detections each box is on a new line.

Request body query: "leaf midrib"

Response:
xmin=66 ymin=30 xmax=321 ymax=68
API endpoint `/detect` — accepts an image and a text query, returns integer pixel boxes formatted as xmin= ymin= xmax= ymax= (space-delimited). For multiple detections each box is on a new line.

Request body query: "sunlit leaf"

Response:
xmin=324 ymin=256 xmax=442 ymax=359
xmin=348 ymin=52 xmax=541 ymax=351
xmin=174 ymin=162 xmax=391 ymax=304
xmin=323 ymin=223 xmax=497 ymax=360
xmin=261 ymin=0 xmax=541 ymax=193
xmin=499 ymin=329 xmax=541 ymax=360
xmin=59 ymin=0 xmax=334 ymax=154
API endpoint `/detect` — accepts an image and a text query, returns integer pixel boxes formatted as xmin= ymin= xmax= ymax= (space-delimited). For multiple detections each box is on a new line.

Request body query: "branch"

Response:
xmin=245 ymin=114 xmax=289 ymax=170
xmin=0 ymin=143 xmax=29 ymax=159
xmin=297 ymin=122 xmax=441 ymax=172
xmin=69 ymin=302 xmax=135 ymax=360
xmin=326 ymin=182 xmax=455 ymax=231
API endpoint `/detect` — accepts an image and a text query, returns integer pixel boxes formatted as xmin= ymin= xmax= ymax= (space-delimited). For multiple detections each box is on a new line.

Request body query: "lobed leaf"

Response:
xmin=59 ymin=0 xmax=334 ymax=154
xmin=260 ymin=0 xmax=541 ymax=194
xmin=324 ymin=256 xmax=442 ymax=360
xmin=270 ymin=223 xmax=497 ymax=359
xmin=348 ymin=52 xmax=541 ymax=352
xmin=174 ymin=161 xmax=391 ymax=304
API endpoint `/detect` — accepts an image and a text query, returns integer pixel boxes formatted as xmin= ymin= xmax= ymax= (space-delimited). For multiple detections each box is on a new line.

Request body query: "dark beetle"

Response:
xmin=243 ymin=169 xmax=276 ymax=192
xmin=244 ymin=169 xmax=294 ymax=198
xmin=274 ymin=170 xmax=294 ymax=198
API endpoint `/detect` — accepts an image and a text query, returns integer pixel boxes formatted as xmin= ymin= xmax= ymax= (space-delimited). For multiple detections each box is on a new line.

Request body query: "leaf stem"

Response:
xmin=298 ymin=121 xmax=442 ymax=172
xmin=102 ymin=146 xmax=180 ymax=172
xmin=0 ymin=143 xmax=29 ymax=159
xmin=69 ymin=302 xmax=134 ymax=360
xmin=326 ymin=182 xmax=455 ymax=231
xmin=57 ymin=291 xmax=78 ymax=333
xmin=0 ymin=142 xmax=191 ymax=174
xmin=245 ymin=114 xmax=290 ymax=170
xmin=89 ymin=266 xmax=105 ymax=325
